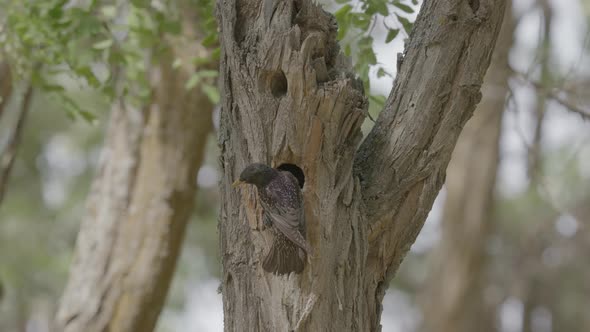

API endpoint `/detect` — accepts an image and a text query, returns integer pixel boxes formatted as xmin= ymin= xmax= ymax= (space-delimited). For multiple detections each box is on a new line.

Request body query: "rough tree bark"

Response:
xmin=55 ymin=21 xmax=214 ymax=332
xmin=217 ymin=0 xmax=506 ymax=331
xmin=419 ymin=3 xmax=514 ymax=332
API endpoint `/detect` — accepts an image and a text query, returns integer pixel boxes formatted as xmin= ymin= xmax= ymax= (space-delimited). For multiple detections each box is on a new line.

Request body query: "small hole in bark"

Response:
xmin=277 ymin=164 xmax=304 ymax=188
xmin=225 ymin=272 xmax=233 ymax=291
xmin=270 ymin=70 xmax=288 ymax=97
xmin=449 ymin=14 xmax=458 ymax=22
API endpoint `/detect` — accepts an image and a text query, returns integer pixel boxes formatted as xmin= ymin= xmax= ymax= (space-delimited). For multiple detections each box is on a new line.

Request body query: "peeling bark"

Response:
xmin=217 ymin=0 xmax=506 ymax=331
xmin=419 ymin=4 xmax=514 ymax=332
xmin=55 ymin=45 xmax=214 ymax=332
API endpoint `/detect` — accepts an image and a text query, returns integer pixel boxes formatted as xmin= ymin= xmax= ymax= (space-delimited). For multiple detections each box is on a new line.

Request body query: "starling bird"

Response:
xmin=233 ymin=163 xmax=311 ymax=275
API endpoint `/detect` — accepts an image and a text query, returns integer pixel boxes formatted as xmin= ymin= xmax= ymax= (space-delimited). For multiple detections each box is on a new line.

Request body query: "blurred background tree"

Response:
xmin=0 ymin=0 xmax=589 ymax=331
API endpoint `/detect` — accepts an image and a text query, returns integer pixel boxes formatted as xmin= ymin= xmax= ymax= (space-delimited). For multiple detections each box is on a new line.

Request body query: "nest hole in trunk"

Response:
xmin=277 ymin=163 xmax=304 ymax=188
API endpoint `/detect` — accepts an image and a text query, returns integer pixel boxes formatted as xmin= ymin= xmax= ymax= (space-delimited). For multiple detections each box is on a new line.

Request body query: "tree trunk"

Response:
xmin=55 ymin=39 xmax=214 ymax=332
xmin=217 ymin=0 xmax=506 ymax=331
xmin=419 ymin=3 xmax=514 ymax=332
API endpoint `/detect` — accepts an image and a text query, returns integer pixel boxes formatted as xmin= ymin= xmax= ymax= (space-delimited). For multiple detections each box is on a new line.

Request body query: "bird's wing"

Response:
xmin=262 ymin=172 xmax=310 ymax=254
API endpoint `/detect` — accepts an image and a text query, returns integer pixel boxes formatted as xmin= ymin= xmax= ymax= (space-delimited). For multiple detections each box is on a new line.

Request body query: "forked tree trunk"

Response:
xmin=419 ymin=3 xmax=514 ymax=332
xmin=55 ymin=40 xmax=214 ymax=332
xmin=217 ymin=0 xmax=506 ymax=331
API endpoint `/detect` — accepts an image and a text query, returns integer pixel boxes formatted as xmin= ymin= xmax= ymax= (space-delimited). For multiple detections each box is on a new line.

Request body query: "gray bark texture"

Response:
xmin=55 ymin=38 xmax=214 ymax=331
xmin=419 ymin=3 xmax=514 ymax=332
xmin=217 ymin=0 xmax=506 ymax=331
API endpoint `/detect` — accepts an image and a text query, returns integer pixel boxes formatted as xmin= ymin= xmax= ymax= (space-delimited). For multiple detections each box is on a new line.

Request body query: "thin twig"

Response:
xmin=511 ymin=68 xmax=590 ymax=120
xmin=531 ymin=80 xmax=590 ymax=120
xmin=545 ymin=90 xmax=590 ymax=120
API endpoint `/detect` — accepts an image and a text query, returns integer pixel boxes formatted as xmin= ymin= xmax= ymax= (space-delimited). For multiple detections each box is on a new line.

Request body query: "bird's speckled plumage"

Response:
xmin=237 ymin=163 xmax=311 ymax=275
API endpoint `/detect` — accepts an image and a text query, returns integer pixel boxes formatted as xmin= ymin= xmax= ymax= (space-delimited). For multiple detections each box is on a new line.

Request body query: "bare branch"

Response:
xmin=527 ymin=0 xmax=552 ymax=183
xmin=516 ymin=73 xmax=590 ymax=120
xmin=354 ymin=0 xmax=508 ymax=276
xmin=549 ymin=93 xmax=590 ymax=119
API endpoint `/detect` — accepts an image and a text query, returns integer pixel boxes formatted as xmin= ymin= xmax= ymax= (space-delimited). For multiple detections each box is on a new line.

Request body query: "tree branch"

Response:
xmin=512 ymin=70 xmax=590 ymax=120
xmin=354 ymin=0 xmax=507 ymax=276
xmin=0 ymin=81 xmax=33 ymax=205
xmin=0 ymin=62 xmax=13 ymax=121
xmin=528 ymin=0 xmax=552 ymax=183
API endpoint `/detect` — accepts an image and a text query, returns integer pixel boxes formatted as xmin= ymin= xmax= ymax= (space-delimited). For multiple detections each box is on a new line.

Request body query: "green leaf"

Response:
xmin=93 ymin=39 xmax=113 ymax=50
xmin=372 ymin=1 xmax=389 ymax=16
xmin=337 ymin=21 xmax=349 ymax=41
xmin=193 ymin=56 xmax=211 ymax=66
xmin=76 ymin=66 xmax=101 ymax=88
xmin=48 ymin=1 xmax=65 ymax=19
xmin=79 ymin=110 xmax=97 ymax=123
xmin=198 ymin=70 xmax=218 ymax=78
xmin=101 ymin=5 xmax=117 ymax=18
xmin=398 ymin=15 xmax=413 ymax=34
xmin=201 ymin=33 xmax=217 ymax=47
xmin=377 ymin=67 xmax=386 ymax=78
xmin=211 ymin=47 xmax=221 ymax=60
xmin=335 ymin=4 xmax=353 ymax=20
xmin=351 ymin=13 xmax=371 ymax=30
xmin=162 ymin=20 xmax=181 ymax=34
xmin=358 ymin=36 xmax=374 ymax=49
xmin=41 ymin=83 xmax=65 ymax=92
xmin=365 ymin=49 xmax=377 ymax=65
xmin=131 ymin=0 xmax=150 ymax=9
xmin=202 ymin=84 xmax=220 ymax=104
xmin=369 ymin=94 xmax=387 ymax=108
xmin=344 ymin=44 xmax=351 ymax=56
xmin=185 ymin=74 xmax=201 ymax=90
xmin=385 ymin=29 xmax=400 ymax=43
xmin=172 ymin=58 xmax=183 ymax=69
xmin=393 ymin=2 xmax=415 ymax=14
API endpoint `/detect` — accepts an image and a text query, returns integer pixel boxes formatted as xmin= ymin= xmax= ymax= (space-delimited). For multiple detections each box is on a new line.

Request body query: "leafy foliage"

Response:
xmin=0 ymin=0 xmax=219 ymax=120
xmin=189 ymin=0 xmax=220 ymax=104
xmin=334 ymin=0 xmax=418 ymax=100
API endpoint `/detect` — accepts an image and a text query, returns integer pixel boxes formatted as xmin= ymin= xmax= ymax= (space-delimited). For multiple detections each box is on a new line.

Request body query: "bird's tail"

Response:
xmin=262 ymin=236 xmax=306 ymax=275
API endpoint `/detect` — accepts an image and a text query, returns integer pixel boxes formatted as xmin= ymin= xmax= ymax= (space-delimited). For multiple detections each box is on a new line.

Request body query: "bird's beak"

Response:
xmin=232 ymin=179 xmax=245 ymax=188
